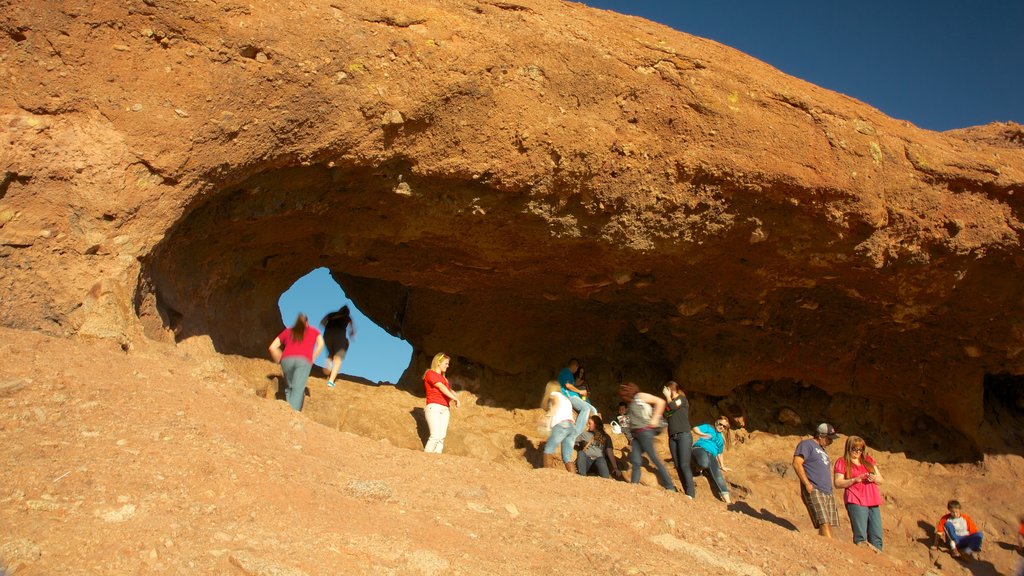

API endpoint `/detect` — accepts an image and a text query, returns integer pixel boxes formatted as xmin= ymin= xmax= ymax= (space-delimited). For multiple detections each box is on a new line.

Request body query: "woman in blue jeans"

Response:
xmin=691 ymin=416 xmax=732 ymax=503
xmin=541 ymin=381 xmax=576 ymax=471
xmin=663 ymin=382 xmax=696 ymax=498
xmin=618 ymin=382 xmax=676 ymax=492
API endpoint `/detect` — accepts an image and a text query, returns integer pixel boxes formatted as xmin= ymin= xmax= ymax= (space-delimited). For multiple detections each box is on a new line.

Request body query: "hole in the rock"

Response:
xmin=278 ymin=268 xmax=412 ymax=385
xmin=983 ymin=372 xmax=1024 ymax=449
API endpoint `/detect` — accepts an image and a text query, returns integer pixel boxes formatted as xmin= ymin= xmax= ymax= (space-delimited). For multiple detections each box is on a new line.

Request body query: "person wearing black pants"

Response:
xmin=663 ymin=381 xmax=696 ymax=498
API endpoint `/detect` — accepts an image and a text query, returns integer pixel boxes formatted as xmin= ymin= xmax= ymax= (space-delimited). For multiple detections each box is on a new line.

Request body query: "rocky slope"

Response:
xmin=3 ymin=328 xmax=1023 ymax=575
xmin=2 ymin=0 xmax=1024 ymax=457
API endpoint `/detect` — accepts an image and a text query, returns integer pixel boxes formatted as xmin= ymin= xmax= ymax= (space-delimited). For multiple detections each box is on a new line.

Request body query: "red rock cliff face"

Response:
xmin=2 ymin=0 xmax=1023 ymax=449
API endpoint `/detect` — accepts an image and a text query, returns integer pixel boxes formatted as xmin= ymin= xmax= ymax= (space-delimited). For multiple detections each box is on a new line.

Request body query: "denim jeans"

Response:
xmin=567 ymin=395 xmax=594 ymax=439
xmin=280 ymin=357 xmax=311 ymax=411
xmin=629 ymin=428 xmax=676 ymax=491
xmin=846 ymin=503 xmax=883 ymax=549
xmin=544 ymin=421 xmax=575 ymax=463
xmin=668 ymin=432 xmax=695 ymax=497
xmin=424 ymin=403 xmax=450 ymax=453
xmin=576 ymin=451 xmax=610 ymax=478
xmin=692 ymin=447 xmax=729 ymax=498
xmin=944 ymin=520 xmax=984 ymax=552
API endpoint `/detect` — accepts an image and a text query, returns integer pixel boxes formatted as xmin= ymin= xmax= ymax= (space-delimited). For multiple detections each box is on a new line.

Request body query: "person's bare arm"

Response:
xmin=433 ymin=380 xmax=460 ymax=407
xmin=312 ymin=335 xmax=325 ymax=361
xmin=792 ymin=455 xmax=814 ymax=493
xmin=268 ymin=337 xmax=283 ymax=363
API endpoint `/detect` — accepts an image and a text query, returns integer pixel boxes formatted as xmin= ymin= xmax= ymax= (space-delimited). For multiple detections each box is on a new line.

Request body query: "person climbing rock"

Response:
xmin=541 ymin=380 xmax=576 ymax=472
xmin=320 ymin=305 xmax=355 ymax=388
xmin=268 ymin=313 xmax=325 ymax=412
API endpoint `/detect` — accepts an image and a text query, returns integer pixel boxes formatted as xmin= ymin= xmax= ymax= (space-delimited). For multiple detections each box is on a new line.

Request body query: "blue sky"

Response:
xmin=278 ymin=268 xmax=412 ymax=384
xmin=280 ymin=3 xmax=1022 ymax=384
xmin=579 ymin=0 xmax=1024 ymax=131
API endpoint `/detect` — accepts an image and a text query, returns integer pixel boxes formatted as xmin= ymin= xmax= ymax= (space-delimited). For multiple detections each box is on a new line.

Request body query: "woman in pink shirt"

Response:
xmin=268 ymin=313 xmax=325 ymax=412
xmin=833 ymin=435 xmax=885 ymax=550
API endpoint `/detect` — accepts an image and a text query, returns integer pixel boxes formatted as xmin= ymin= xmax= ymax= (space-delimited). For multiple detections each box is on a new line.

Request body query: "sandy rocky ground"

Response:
xmin=2 ymin=328 xmax=1022 ymax=575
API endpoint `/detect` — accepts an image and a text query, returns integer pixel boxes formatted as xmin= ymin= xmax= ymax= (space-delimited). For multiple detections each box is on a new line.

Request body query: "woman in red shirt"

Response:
xmin=268 ymin=313 xmax=325 ymax=412
xmin=423 ymin=352 xmax=460 ymax=453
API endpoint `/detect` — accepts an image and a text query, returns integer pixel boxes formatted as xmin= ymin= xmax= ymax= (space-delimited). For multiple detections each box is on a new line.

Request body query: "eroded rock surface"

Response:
xmin=2 ymin=0 xmax=1023 ymax=450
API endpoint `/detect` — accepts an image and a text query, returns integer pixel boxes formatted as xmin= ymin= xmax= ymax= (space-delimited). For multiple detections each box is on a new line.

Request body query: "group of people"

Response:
xmin=539 ymin=359 xmax=734 ymax=503
xmin=793 ymin=420 xmax=997 ymax=562
xmin=269 ymin=333 xmax=1016 ymax=565
xmin=268 ymin=308 xmax=355 ymax=411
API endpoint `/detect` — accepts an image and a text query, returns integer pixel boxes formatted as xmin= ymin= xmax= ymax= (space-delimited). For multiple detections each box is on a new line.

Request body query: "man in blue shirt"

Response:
xmin=557 ymin=359 xmax=594 ymax=439
xmin=793 ymin=423 xmax=840 ymax=538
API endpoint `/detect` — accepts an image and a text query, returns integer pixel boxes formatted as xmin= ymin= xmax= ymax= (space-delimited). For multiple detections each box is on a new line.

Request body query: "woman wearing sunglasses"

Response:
xmin=833 ymin=435 xmax=884 ymax=551
xmin=691 ymin=416 xmax=732 ymax=504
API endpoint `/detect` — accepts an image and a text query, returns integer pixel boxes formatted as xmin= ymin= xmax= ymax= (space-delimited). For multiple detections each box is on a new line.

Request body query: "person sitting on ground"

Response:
xmin=575 ymin=414 xmax=613 ymax=479
xmin=663 ymin=381 xmax=695 ymax=499
xmin=833 ymin=435 xmax=884 ymax=551
xmin=268 ymin=313 xmax=325 ymax=412
xmin=691 ymin=416 xmax=732 ymax=504
xmin=541 ymin=380 xmax=576 ymax=472
xmin=618 ymin=382 xmax=676 ymax=492
xmin=793 ymin=423 xmax=840 ymax=538
xmin=557 ymin=358 xmax=595 ymax=440
xmin=320 ymin=305 xmax=355 ymax=388
xmin=933 ymin=499 xmax=984 ymax=560
xmin=613 ymin=401 xmax=632 ymax=442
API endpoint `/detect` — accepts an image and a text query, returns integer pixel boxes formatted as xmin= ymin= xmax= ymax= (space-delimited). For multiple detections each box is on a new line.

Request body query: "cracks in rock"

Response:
xmin=487 ymin=2 xmax=534 ymax=12
xmin=348 ymin=10 xmax=426 ymax=28
xmin=0 ymin=172 xmax=31 ymax=200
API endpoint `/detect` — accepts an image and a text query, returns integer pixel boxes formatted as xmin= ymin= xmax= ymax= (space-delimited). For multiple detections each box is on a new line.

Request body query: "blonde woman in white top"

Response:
xmin=541 ymin=381 xmax=576 ymax=472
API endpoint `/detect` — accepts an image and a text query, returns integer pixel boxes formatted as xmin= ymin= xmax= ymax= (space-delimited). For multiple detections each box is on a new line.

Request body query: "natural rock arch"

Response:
xmin=2 ymin=0 xmax=1023 ymax=452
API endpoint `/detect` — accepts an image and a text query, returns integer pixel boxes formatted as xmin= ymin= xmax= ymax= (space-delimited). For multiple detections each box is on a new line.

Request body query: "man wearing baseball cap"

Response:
xmin=793 ymin=423 xmax=841 ymax=538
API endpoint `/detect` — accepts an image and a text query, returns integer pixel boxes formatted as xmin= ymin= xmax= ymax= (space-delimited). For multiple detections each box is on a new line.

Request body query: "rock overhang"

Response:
xmin=1 ymin=0 xmax=1023 ymax=452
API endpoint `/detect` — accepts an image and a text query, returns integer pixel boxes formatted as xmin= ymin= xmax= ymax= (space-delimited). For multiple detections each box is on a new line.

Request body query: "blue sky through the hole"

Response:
xmin=277 ymin=268 xmax=412 ymax=384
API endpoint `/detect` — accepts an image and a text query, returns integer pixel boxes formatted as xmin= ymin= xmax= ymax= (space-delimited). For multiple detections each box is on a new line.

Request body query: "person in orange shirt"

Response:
xmin=932 ymin=500 xmax=984 ymax=560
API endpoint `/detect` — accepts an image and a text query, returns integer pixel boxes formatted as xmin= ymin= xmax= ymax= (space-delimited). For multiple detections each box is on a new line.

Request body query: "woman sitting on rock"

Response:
xmin=691 ymin=416 xmax=732 ymax=503
xmin=575 ymin=415 xmax=613 ymax=478
xmin=541 ymin=380 xmax=576 ymax=471
xmin=833 ymin=435 xmax=884 ymax=551
xmin=268 ymin=313 xmax=325 ymax=412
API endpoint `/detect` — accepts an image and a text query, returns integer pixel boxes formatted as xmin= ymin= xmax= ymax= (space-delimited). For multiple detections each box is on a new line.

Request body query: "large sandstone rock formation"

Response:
xmin=2 ymin=0 xmax=1023 ymax=451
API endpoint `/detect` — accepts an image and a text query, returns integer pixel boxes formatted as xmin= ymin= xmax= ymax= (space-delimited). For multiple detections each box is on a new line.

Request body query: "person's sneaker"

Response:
xmin=327 ymin=381 xmax=335 ymax=388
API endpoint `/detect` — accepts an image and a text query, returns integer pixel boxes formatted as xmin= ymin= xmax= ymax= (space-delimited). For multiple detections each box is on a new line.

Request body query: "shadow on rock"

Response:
xmin=409 ymin=407 xmax=429 ymax=449
xmin=513 ymin=433 xmax=544 ymax=468
xmin=727 ymin=501 xmax=798 ymax=531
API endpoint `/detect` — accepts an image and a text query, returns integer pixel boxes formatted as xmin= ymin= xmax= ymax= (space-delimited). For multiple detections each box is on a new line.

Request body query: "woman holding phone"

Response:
xmin=833 ymin=435 xmax=885 ymax=550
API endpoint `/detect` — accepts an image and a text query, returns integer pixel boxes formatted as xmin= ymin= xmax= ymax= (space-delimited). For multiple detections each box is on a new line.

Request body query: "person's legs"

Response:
xmin=703 ymin=453 xmax=730 ymax=502
xmin=326 ymin=349 xmax=345 ymax=386
xmin=866 ymin=506 xmax=883 ymax=550
xmin=280 ymin=357 xmax=311 ymax=411
xmin=635 ymin=429 xmax=675 ymax=491
xmin=846 ymin=503 xmax=869 ymax=545
xmin=576 ymin=452 xmax=593 ymax=475
xmin=544 ymin=422 xmax=573 ymax=457
xmin=568 ymin=395 xmax=594 ymax=438
xmin=944 ymin=520 xmax=963 ymax=550
xmin=559 ymin=427 xmax=576 ymax=464
xmin=958 ymin=531 xmax=984 ymax=553
xmin=629 ymin=435 xmax=644 ymax=484
xmin=676 ymin=433 xmax=695 ymax=497
xmin=424 ymin=404 xmax=450 ymax=453
xmin=592 ymin=457 xmax=611 ymax=479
